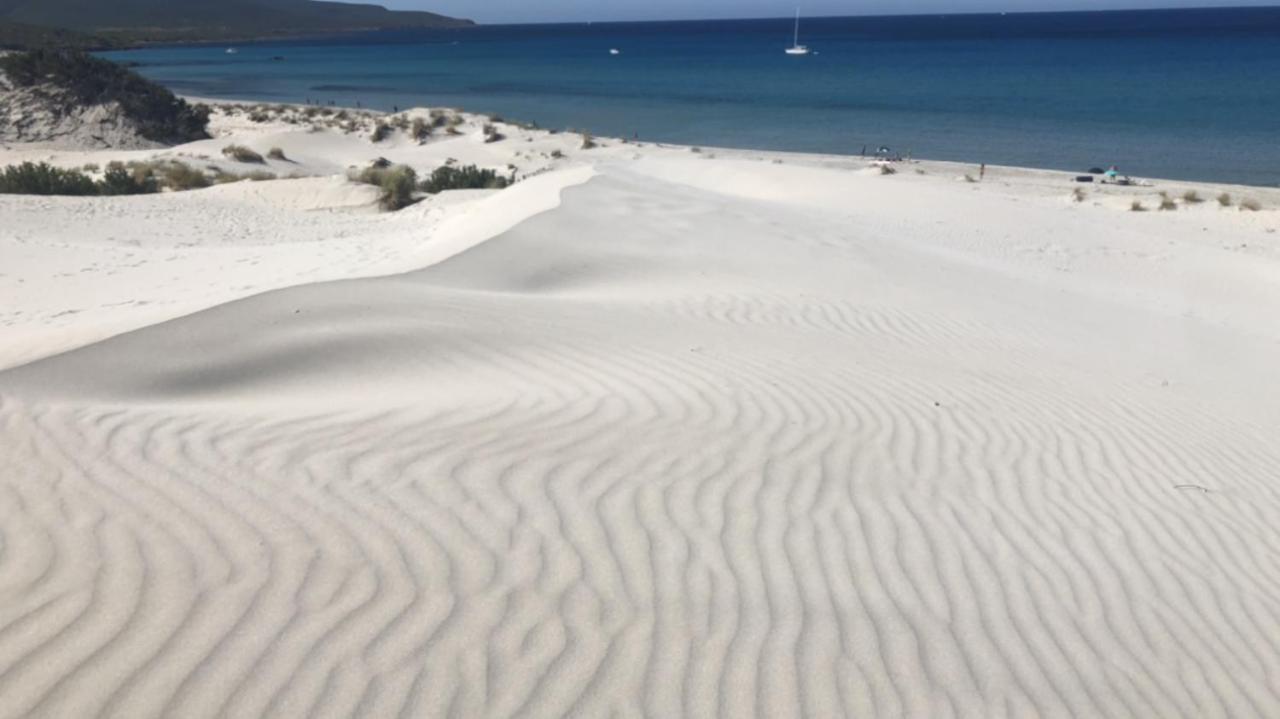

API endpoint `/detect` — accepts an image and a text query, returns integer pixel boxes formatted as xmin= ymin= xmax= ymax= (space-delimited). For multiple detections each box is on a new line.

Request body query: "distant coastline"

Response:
xmin=105 ymin=8 xmax=1280 ymax=188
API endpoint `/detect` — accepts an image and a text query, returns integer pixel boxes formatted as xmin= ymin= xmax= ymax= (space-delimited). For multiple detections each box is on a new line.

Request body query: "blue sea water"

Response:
xmin=106 ymin=8 xmax=1280 ymax=186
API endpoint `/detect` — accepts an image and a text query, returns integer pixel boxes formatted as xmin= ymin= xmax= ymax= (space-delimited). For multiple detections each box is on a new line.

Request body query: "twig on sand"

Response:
xmin=1173 ymin=484 xmax=1211 ymax=494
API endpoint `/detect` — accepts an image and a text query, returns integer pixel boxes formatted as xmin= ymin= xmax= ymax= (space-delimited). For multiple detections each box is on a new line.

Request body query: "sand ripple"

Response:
xmin=2 ymin=169 xmax=1279 ymax=717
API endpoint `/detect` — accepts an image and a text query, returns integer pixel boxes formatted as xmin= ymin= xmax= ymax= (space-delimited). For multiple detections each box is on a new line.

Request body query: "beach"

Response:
xmin=2 ymin=102 xmax=1280 ymax=717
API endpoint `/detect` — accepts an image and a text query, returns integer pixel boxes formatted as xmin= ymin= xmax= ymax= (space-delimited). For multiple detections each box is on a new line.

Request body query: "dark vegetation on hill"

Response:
xmin=0 ymin=50 xmax=210 ymax=143
xmin=0 ymin=20 xmax=124 ymax=49
xmin=0 ymin=0 xmax=472 ymax=46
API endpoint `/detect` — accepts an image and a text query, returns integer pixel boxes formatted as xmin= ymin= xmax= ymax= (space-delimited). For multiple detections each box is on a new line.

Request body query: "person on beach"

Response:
xmin=980 ymin=163 xmax=987 ymax=180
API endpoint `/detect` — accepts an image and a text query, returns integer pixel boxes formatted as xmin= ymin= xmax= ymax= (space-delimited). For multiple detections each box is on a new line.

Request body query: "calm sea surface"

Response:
xmin=106 ymin=8 xmax=1280 ymax=185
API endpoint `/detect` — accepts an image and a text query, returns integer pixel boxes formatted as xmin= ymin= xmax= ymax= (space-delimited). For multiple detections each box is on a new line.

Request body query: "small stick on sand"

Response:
xmin=1173 ymin=484 xmax=1211 ymax=493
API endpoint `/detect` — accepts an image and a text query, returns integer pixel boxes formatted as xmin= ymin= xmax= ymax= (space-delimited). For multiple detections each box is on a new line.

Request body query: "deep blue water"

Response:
xmin=106 ymin=7 xmax=1280 ymax=185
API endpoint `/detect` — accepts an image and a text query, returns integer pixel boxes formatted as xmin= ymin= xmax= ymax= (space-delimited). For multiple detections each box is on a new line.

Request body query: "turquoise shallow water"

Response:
xmin=107 ymin=8 xmax=1280 ymax=186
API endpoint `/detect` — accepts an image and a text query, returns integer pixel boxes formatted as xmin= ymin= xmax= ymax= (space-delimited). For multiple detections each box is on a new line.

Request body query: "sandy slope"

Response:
xmin=2 ymin=107 xmax=1280 ymax=717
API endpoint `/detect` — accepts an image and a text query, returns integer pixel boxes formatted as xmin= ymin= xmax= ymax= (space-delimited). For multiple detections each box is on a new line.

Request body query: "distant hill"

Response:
xmin=0 ymin=0 xmax=473 ymax=44
xmin=0 ymin=49 xmax=210 ymax=147
xmin=0 ymin=20 xmax=125 ymax=49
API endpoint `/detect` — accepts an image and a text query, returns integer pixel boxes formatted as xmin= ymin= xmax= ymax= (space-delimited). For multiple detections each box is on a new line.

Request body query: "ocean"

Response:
xmin=105 ymin=7 xmax=1280 ymax=186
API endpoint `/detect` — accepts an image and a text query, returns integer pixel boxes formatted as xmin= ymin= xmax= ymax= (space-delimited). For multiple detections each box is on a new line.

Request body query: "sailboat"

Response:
xmin=785 ymin=8 xmax=810 ymax=55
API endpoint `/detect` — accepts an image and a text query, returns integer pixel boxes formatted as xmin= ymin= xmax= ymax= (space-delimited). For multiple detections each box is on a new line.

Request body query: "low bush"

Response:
xmin=483 ymin=124 xmax=505 ymax=143
xmin=0 ymin=162 xmax=98 ymax=195
xmin=581 ymin=132 xmax=598 ymax=150
xmin=411 ymin=118 xmax=431 ymax=142
xmin=0 ymin=161 xmax=168 ymax=195
xmin=353 ymin=163 xmax=419 ymax=211
xmin=156 ymin=161 xmax=212 ymax=190
xmin=1240 ymin=198 xmax=1262 ymax=212
xmin=214 ymin=169 xmax=277 ymax=184
xmin=419 ymin=164 xmax=512 ymax=195
xmin=371 ymin=123 xmax=393 ymax=143
xmin=267 ymin=147 xmax=288 ymax=161
xmin=98 ymin=164 xmax=158 ymax=195
xmin=878 ymin=164 xmax=897 ymax=176
xmin=1130 ymin=199 xmax=1147 ymax=212
xmin=1217 ymin=192 xmax=1233 ymax=207
xmin=222 ymin=145 xmax=265 ymax=164
xmin=1181 ymin=190 xmax=1203 ymax=204
xmin=1071 ymin=187 xmax=1086 ymax=203
xmin=1158 ymin=192 xmax=1177 ymax=211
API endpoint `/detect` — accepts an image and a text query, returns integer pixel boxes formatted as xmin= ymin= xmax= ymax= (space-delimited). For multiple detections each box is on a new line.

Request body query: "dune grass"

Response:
xmin=222 ymin=145 xmax=265 ymax=164
xmin=418 ymin=165 xmax=513 ymax=195
xmin=351 ymin=163 xmax=419 ymax=211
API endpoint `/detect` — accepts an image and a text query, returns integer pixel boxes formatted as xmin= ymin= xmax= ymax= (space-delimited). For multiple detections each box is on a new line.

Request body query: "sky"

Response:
xmin=379 ymin=0 xmax=1280 ymax=24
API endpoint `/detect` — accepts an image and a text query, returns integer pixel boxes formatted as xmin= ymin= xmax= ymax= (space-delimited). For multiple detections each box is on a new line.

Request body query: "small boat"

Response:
xmin=225 ymin=48 xmax=239 ymax=55
xmin=785 ymin=9 xmax=810 ymax=55
xmin=609 ymin=48 xmax=621 ymax=55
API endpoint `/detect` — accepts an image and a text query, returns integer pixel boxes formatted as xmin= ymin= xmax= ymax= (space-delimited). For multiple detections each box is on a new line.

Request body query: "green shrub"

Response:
xmin=371 ymin=123 xmax=392 ymax=143
xmin=158 ymin=161 xmax=212 ymax=190
xmin=411 ymin=118 xmax=431 ymax=142
xmin=98 ymin=164 xmax=158 ymax=195
xmin=267 ymin=147 xmax=288 ymax=161
xmin=222 ymin=145 xmax=265 ymax=164
xmin=1181 ymin=190 xmax=1203 ymax=204
xmin=1217 ymin=193 xmax=1233 ymax=207
xmin=483 ymin=124 xmax=505 ymax=143
xmin=0 ymin=161 xmax=167 ymax=195
xmin=0 ymin=50 xmax=209 ymax=144
xmin=419 ymin=165 xmax=512 ymax=195
xmin=0 ymin=162 xmax=98 ymax=195
xmin=352 ymin=164 xmax=419 ymax=211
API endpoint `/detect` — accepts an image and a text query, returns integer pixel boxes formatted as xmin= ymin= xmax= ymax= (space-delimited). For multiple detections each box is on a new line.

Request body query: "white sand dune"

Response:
xmin=2 ymin=108 xmax=1280 ymax=717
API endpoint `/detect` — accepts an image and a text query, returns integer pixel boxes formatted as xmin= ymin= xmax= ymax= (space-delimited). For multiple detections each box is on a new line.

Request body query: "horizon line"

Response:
xmin=463 ymin=4 xmax=1279 ymax=28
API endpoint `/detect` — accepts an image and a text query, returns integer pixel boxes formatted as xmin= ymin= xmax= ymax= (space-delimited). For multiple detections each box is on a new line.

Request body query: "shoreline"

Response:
xmin=131 ymin=89 xmax=1280 ymax=192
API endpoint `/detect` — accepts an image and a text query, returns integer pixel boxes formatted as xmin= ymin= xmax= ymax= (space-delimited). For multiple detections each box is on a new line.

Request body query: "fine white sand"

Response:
xmin=2 ymin=103 xmax=1280 ymax=717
